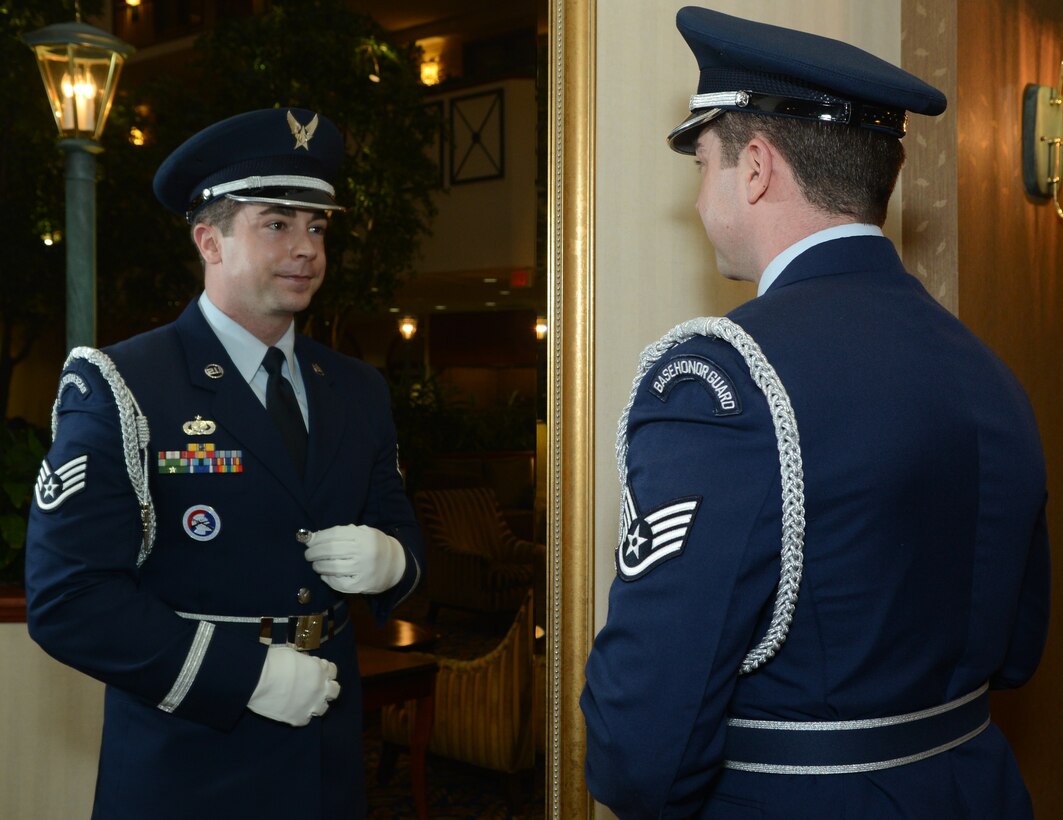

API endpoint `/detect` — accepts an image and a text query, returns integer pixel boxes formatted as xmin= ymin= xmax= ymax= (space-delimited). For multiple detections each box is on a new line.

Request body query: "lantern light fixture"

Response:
xmin=24 ymin=20 xmax=135 ymax=143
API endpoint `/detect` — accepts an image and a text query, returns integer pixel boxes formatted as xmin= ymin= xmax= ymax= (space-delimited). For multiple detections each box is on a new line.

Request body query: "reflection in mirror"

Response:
xmin=339 ymin=1 xmax=553 ymax=816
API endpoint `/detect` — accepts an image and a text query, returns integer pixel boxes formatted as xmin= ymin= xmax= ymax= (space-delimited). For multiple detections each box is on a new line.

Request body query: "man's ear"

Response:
xmin=192 ymin=223 xmax=223 ymax=265
xmin=742 ymin=137 xmax=774 ymax=204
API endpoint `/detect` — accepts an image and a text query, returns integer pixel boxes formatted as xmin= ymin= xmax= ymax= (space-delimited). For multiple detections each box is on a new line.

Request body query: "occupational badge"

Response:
xmin=182 ymin=416 xmax=217 ymax=435
xmin=616 ymin=483 xmax=701 ymax=581
xmin=312 ymin=363 xmax=325 ymax=376
xmin=182 ymin=504 xmax=221 ymax=542
xmin=34 ymin=455 xmax=89 ymax=511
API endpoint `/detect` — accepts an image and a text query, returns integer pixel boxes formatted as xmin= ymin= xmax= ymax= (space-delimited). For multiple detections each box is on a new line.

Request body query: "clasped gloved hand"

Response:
xmin=247 ymin=644 xmax=340 ymax=726
xmin=302 ymin=524 xmax=406 ymax=594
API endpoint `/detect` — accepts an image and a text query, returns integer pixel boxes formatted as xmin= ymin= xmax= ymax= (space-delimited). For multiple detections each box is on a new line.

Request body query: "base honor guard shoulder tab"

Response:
xmin=58 ymin=371 xmax=91 ymax=401
xmin=648 ymin=353 xmax=742 ymax=415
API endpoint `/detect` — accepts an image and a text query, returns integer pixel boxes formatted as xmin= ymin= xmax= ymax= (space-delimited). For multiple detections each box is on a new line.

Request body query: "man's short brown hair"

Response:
xmin=189 ymin=197 xmax=243 ymax=266
xmin=192 ymin=196 xmax=243 ymax=234
xmin=705 ymin=113 xmax=905 ymax=226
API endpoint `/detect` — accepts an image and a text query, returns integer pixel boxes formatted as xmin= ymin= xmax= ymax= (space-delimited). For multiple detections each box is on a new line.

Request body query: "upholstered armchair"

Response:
xmin=414 ymin=487 xmax=544 ymax=621
xmin=379 ymin=590 xmax=537 ymax=802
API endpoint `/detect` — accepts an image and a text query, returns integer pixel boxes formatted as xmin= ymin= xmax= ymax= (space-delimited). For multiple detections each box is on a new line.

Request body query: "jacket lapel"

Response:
xmin=297 ymin=340 xmax=349 ymax=499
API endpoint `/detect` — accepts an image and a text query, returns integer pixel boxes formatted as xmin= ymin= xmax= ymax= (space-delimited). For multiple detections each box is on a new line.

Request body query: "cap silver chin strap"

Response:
xmin=201 ymin=174 xmax=336 ymax=201
xmin=689 ymin=91 xmax=755 ymax=110
xmin=616 ymin=316 xmax=806 ymax=675
xmin=55 ymin=348 xmax=157 ymax=567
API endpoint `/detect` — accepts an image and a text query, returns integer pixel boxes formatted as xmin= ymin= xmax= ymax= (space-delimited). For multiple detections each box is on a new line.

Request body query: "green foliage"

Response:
xmin=0 ymin=421 xmax=48 ymax=583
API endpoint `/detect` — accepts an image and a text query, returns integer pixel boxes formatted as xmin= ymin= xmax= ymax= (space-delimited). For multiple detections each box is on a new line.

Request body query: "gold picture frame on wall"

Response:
xmin=547 ymin=0 xmax=595 ymax=817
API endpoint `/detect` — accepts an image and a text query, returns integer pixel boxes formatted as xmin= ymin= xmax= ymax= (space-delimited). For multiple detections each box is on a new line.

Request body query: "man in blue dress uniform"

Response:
xmin=581 ymin=8 xmax=1050 ymax=819
xmin=25 ymin=108 xmax=425 ymax=819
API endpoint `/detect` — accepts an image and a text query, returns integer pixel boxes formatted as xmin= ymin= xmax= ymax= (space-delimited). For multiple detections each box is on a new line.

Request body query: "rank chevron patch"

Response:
xmin=34 ymin=455 xmax=89 ymax=511
xmin=616 ymin=483 xmax=702 ymax=581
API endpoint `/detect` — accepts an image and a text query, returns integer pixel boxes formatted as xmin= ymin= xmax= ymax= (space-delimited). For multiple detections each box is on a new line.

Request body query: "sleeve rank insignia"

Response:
xmin=34 ymin=455 xmax=89 ymax=511
xmin=616 ymin=482 xmax=701 ymax=581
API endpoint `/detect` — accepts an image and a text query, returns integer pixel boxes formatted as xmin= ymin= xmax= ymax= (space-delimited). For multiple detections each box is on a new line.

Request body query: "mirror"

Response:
xmin=348 ymin=2 xmax=596 ymax=815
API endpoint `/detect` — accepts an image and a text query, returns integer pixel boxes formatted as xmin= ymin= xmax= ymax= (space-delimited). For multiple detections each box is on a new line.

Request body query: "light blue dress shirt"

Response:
xmin=197 ymin=292 xmax=309 ymax=429
xmin=757 ymin=223 xmax=884 ymax=296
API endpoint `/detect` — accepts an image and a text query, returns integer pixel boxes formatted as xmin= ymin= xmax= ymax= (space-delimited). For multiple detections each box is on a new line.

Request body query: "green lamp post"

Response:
xmin=23 ymin=18 xmax=134 ymax=352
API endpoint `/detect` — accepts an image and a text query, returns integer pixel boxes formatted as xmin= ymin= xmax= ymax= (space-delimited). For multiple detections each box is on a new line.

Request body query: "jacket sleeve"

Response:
xmin=359 ymin=369 xmax=425 ymax=622
xmin=25 ymin=359 xmax=267 ymax=731
xmin=580 ymin=339 xmax=784 ymax=818
xmin=991 ymin=498 xmax=1051 ymax=689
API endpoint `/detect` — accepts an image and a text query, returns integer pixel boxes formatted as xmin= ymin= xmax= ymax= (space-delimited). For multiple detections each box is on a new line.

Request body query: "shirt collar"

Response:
xmin=197 ymin=292 xmax=297 ymax=381
xmin=757 ymin=223 xmax=884 ymax=296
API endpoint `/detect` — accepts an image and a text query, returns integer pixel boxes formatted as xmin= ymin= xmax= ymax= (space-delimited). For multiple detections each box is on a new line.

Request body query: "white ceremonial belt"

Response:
xmin=723 ymin=683 xmax=991 ymax=775
xmin=176 ymin=599 xmax=348 ymax=652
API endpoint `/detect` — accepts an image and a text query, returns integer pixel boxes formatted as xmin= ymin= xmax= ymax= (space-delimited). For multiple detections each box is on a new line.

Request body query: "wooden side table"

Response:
xmin=358 ymin=646 xmax=437 ymax=820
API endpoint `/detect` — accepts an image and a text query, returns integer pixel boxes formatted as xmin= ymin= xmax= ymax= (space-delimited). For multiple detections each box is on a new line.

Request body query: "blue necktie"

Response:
xmin=262 ymin=347 xmax=307 ymax=474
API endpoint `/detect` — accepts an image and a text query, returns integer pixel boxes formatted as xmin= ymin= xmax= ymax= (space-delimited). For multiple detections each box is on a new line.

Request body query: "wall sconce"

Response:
xmin=420 ymin=58 xmax=441 ymax=87
xmin=1022 ymin=61 xmax=1063 ymax=220
xmin=535 ymin=316 xmax=548 ymax=340
xmin=416 ymin=37 xmax=445 ymax=87
xmin=398 ymin=315 xmax=418 ymax=340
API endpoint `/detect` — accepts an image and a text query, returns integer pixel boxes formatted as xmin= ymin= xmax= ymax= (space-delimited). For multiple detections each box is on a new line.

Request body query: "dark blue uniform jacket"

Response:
xmin=25 ymin=300 xmax=424 ymax=819
xmin=581 ymin=236 xmax=1050 ymax=819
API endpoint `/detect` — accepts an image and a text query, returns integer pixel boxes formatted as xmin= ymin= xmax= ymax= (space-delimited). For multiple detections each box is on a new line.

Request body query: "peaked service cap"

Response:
xmin=153 ymin=107 xmax=345 ymax=222
xmin=667 ymin=7 xmax=947 ymax=154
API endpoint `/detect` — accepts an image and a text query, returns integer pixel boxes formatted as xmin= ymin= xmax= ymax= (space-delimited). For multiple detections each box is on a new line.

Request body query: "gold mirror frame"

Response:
xmin=547 ymin=0 xmax=594 ymax=816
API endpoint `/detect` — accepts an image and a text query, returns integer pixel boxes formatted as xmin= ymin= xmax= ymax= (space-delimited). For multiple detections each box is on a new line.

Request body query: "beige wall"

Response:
xmin=593 ymin=0 xmax=902 ymax=628
xmin=0 ymin=624 xmax=102 ymax=818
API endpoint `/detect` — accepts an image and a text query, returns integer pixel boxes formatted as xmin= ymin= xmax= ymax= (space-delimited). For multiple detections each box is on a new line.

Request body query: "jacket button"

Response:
xmin=297 ymin=587 xmax=311 ymax=605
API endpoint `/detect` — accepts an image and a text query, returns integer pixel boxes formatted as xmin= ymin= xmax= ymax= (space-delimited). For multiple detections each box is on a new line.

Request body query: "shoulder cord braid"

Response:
xmin=615 ymin=317 xmax=806 ymax=675
xmin=53 ymin=347 xmax=157 ymax=567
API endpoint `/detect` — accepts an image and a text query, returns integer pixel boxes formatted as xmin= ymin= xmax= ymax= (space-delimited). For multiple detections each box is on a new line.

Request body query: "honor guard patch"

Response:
xmin=182 ymin=505 xmax=221 ymax=542
xmin=59 ymin=372 xmax=89 ymax=398
xmin=649 ymin=354 xmax=741 ymax=415
xmin=616 ymin=483 xmax=701 ymax=581
xmin=159 ymin=443 xmax=244 ymax=474
xmin=34 ymin=455 xmax=89 ymax=511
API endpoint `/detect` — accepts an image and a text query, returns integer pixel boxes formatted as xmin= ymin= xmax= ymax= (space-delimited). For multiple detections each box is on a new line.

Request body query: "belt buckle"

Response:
xmin=292 ymin=614 xmax=324 ymax=651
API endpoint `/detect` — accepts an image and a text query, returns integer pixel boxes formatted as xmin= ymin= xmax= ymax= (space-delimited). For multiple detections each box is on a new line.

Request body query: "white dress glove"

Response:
xmin=247 ymin=644 xmax=340 ymax=726
xmin=303 ymin=524 xmax=407 ymax=594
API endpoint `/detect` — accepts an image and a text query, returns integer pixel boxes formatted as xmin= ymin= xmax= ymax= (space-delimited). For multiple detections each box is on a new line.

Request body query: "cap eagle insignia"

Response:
xmin=287 ymin=111 xmax=319 ymax=150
